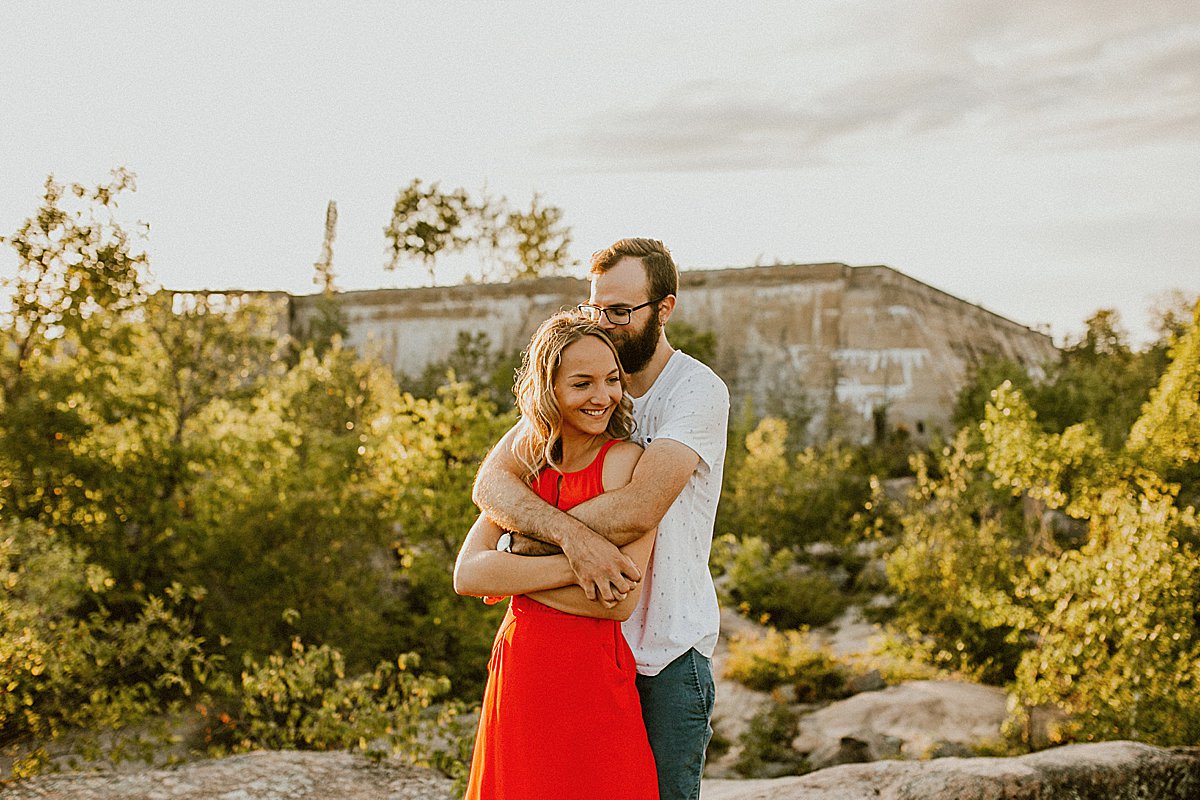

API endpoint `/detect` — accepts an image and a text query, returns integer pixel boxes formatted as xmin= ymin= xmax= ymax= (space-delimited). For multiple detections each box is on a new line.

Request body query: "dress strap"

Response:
xmin=584 ymin=438 xmax=622 ymax=484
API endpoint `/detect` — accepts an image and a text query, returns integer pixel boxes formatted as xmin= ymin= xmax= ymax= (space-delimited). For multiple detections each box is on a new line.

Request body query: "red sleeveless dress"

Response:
xmin=463 ymin=439 xmax=658 ymax=799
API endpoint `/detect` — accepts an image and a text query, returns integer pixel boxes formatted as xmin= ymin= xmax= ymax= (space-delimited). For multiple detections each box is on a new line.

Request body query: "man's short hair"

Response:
xmin=589 ymin=238 xmax=678 ymax=302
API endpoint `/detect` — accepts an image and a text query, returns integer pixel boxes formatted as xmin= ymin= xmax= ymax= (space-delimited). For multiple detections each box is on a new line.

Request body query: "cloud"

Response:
xmin=554 ymin=2 xmax=1200 ymax=172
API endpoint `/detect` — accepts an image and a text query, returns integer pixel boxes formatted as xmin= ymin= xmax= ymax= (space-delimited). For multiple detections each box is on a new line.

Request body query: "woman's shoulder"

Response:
xmin=601 ymin=439 xmax=643 ymax=491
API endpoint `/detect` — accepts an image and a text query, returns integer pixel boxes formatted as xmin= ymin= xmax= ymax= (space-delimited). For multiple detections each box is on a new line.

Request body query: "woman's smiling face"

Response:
xmin=554 ymin=335 xmax=624 ymax=438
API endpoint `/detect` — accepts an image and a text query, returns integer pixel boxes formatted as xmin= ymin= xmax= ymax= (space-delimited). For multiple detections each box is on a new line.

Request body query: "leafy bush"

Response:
xmin=211 ymin=639 xmax=463 ymax=766
xmin=1 ymin=518 xmax=226 ymax=778
xmin=713 ymin=535 xmax=848 ymax=629
xmin=733 ymin=703 xmax=808 ymax=777
xmin=887 ymin=303 xmax=1200 ymax=746
xmin=718 ymin=418 xmax=868 ymax=550
xmin=883 ymin=431 xmax=1031 ymax=684
xmin=983 ymin=380 xmax=1200 ymax=746
xmin=724 ymin=629 xmax=846 ymax=702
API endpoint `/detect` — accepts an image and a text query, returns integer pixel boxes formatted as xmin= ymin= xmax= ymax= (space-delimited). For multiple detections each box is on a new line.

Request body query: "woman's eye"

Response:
xmin=606 ymin=377 xmax=620 ymax=385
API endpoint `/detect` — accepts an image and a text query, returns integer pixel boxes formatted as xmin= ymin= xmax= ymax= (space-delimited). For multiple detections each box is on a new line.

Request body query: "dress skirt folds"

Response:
xmin=463 ymin=596 xmax=659 ymax=798
xmin=464 ymin=440 xmax=659 ymax=799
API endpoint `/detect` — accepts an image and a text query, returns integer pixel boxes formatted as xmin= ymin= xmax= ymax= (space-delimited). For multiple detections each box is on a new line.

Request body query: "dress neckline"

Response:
xmin=551 ymin=438 xmax=620 ymax=476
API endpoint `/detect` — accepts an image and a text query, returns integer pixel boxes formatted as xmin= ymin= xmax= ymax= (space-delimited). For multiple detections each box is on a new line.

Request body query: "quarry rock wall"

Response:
xmin=290 ymin=263 xmax=1059 ymax=441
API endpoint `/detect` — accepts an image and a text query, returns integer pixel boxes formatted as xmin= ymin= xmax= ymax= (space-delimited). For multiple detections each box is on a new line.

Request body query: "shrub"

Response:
xmin=713 ymin=535 xmax=848 ymax=629
xmin=211 ymin=639 xmax=466 ymax=768
xmin=733 ymin=703 xmax=808 ymax=777
xmin=724 ymin=629 xmax=846 ymax=702
xmin=1 ymin=518 xmax=225 ymax=778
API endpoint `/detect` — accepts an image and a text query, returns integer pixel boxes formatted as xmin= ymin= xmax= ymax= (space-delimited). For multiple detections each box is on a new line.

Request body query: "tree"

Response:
xmin=384 ymin=179 xmax=475 ymax=283
xmin=1127 ymin=297 xmax=1200 ymax=510
xmin=383 ymin=179 xmax=574 ymax=283
xmin=982 ymin=383 xmax=1200 ymax=745
xmin=498 ymin=192 xmax=574 ymax=280
xmin=0 ymin=169 xmax=147 ymax=403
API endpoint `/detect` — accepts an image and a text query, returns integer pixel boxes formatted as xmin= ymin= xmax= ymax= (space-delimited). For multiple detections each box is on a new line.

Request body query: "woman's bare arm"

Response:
xmin=526 ymin=529 xmax=655 ymax=620
xmin=453 ymin=513 xmax=577 ymax=597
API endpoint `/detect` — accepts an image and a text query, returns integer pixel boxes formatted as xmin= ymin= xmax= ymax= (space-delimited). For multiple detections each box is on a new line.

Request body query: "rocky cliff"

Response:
xmin=282 ymin=262 xmax=1058 ymax=442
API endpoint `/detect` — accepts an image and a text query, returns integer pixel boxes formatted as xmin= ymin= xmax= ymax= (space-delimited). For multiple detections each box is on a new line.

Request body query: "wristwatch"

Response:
xmin=496 ymin=532 xmax=513 ymax=553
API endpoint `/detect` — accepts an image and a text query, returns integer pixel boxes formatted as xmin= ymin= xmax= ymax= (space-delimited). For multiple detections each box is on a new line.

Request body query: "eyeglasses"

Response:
xmin=577 ymin=297 xmax=666 ymax=326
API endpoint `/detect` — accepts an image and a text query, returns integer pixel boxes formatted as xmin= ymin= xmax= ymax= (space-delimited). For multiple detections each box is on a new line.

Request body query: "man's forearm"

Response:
xmin=473 ymin=463 xmax=598 ymax=548
xmin=476 ymin=470 xmax=647 ymax=549
xmin=564 ymin=487 xmax=653 ymax=546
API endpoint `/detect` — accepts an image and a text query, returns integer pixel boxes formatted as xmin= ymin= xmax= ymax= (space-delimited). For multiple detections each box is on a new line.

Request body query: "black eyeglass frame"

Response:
xmin=576 ymin=296 xmax=668 ymax=326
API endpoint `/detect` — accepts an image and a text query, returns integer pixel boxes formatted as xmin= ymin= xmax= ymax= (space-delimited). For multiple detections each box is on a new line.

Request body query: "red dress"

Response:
xmin=464 ymin=439 xmax=658 ymax=799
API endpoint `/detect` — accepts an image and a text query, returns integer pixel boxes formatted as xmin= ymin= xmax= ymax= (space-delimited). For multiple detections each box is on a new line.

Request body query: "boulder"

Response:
xmin=792 ymin=680 xmax=1006 ymax=768
xmin=700 ymin=741 xmax=1200 ymax=800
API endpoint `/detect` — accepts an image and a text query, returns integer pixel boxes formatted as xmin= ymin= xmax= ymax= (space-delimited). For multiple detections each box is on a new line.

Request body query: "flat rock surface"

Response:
xmin=5 ymin=741 xmax=1199 ymax=800
xmin=793 ymin=679 xmax=1007 ymax=760
xmin=701 ymin=741 xmax=1200 ymax=800
xmin=0 ymin=750 xmax=453 ymax=800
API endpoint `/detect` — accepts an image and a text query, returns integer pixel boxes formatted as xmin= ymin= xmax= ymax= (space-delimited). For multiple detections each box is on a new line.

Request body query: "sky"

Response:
xmin=2 ymin=1 xmax=1198 ymax=345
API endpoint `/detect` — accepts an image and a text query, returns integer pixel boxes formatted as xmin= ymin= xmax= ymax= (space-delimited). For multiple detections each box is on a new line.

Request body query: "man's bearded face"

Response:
xmin=610 ymin=303 xmax=661 ymax=375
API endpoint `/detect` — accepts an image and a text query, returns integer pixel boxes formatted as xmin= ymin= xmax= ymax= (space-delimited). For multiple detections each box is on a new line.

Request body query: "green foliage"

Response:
xmin=212 ymin=640 xmax=458 ymax=764
xmin=718 ymin=417 xmax=868 ymax=550
xmin=712 ymin=535 xmax=848 ymax=628
xmin=403 ymin=330 xmax=521 ymax=410
xmin=1 ymin=518 xmax=226 ymax=778
xmin=890 ymin=302 xmax=1200 ymax=745
xmin=384 ymin=179 xmax=475 ymax=281
xmin=667 ymin=320 xmax=718 ymax=366
xmin=0 ymin=174 xmax=523 ymax=778
xmin=952 ymin=355 xmax=1036 ymax=431
xmin=954 ymin=309 xmax=1177 ymax=452
xmin=884 ymin=430 xmax=1036 ymax=683
xmin=384 ymin=178 xmax=574 ymax=282
xmin=981 ymin=383 xmax=1200 ymax=745
xmin=733 ymin=703 xmax=808 ymax=777
xmin=1127 ymin=298 xmax=1200 ymax=501
xmin=0 ymin=169 xmax=147 ymax=403
xmin=500 ymin=192 xmax=574 ymax=280
xmin=724 ymin=629 xmax=847 ymax=702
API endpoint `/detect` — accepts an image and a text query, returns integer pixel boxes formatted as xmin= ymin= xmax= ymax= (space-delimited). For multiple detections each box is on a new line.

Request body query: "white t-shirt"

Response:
xmin=621 ymin=350 xmax=729 ymax=676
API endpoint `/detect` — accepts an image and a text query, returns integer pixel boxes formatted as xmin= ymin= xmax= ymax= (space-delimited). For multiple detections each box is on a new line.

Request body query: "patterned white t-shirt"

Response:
xmin=621 ymin=350 xmax=729 ymax=676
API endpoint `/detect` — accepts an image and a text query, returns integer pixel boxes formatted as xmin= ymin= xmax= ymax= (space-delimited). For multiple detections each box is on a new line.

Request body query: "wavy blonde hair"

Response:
xmin=512 ymin=312 xmax=635 ymax=483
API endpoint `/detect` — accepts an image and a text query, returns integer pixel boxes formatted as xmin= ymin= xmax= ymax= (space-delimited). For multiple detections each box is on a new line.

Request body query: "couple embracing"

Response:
xmin=454 ymin=238 xmax=730 ymax=800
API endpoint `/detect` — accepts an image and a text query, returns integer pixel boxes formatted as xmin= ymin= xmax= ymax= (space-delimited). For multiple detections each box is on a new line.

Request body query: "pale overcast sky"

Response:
xmin=2 ymin=1 xmax=1198 ymax=344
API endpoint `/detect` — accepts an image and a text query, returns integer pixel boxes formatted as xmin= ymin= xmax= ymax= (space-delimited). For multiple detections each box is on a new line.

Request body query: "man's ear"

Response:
xmin=657 ymin=294 xmax=677 ymax=325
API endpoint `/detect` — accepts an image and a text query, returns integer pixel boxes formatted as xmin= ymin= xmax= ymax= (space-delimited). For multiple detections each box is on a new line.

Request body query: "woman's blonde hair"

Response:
xmin=512 ymin=312 xmax=635 ymax=482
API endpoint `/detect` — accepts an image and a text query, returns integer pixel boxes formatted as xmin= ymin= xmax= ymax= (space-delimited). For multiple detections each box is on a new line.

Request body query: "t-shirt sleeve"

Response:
xmin=652 ymin=368 xmax=730 ymax=470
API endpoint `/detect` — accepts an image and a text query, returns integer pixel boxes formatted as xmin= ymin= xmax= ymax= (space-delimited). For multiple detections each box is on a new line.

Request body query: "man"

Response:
xmin=472 ymin=238 xmax=729 ymax=800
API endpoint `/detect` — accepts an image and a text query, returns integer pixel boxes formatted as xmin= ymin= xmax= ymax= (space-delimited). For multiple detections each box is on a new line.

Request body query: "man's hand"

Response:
xmin=509 ymin=533 xmax=562 ymax=556
xmin=560 ymin=528 xmax=642 ymax=603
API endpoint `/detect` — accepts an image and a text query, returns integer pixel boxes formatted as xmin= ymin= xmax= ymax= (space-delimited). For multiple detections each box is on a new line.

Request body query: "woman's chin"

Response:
xmin=574 ymin=411 xmax=611 ymax=435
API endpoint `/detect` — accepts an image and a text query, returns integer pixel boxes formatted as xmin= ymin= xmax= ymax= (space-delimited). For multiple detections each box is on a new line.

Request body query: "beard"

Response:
xmin=611 ymin=306 xmax=661 ymax=375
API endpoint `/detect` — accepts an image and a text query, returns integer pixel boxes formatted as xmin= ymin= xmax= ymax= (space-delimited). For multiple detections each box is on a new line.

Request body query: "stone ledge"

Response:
xmin=701 ymin=741 xmax=1200 ymax=800
xmin=4 ymin=741 xmax=1197 ymax=800
xmin=0 ymin=750 xmax=452 ymax=800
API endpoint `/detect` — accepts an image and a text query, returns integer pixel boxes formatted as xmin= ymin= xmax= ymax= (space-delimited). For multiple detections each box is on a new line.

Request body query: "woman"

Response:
xmin=454 ymin=312 xmax=659 ymax=799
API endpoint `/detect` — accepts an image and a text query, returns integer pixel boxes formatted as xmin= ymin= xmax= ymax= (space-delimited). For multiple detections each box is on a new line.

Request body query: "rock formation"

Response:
xmin=4 ymin=742 xmax=1198 ymax=800
xmin=701 ymin=741 xmax=1200 ymax=800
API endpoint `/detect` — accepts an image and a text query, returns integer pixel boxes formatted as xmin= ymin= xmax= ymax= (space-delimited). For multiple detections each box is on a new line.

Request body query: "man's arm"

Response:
xmin=503 ymin=438 xmax=699 ymax=553
xmin=472 ymin=424 xmax=641 ymax=603
xmin=563 ymin=438 xmax=699 ymax=545
xmin=528 ymin=528 xmax=656 ymax=621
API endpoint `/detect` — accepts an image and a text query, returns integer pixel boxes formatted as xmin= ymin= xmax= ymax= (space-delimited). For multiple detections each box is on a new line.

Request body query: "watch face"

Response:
xmin=497 ymin=533 xmax=512 ymax=553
